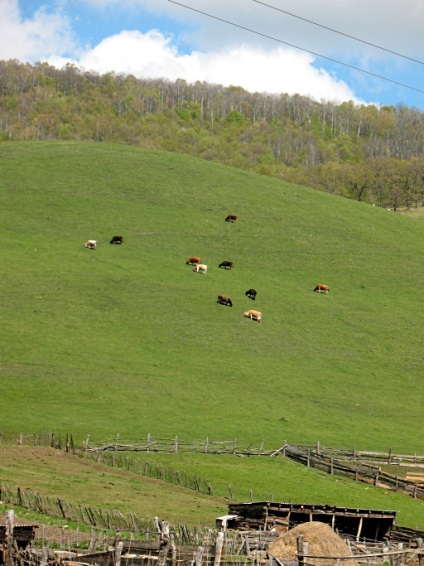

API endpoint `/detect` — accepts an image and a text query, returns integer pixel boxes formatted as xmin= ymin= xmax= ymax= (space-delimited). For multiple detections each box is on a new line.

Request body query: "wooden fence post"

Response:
xmin=174 ymin=436 xmax=178 ymax=454
xmin=204 ymin=437 xmax=209 ymax=454
xmin=115 ymin=541 xmax=123 ymax=566
xmin=214 ymin=532 xmax=224 ymax=566
xmin=5 ymin=510 xmax=14 ymax=566
xmin=195 ymin=546 xmax=205 ymax=566
xmin=296 ymin=535 xmax=304 ymax=566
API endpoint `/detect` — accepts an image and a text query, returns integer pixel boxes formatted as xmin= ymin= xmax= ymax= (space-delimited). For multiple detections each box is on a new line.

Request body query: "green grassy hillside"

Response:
xmin=1 ymin=446 xmax=423 ymax=530
xmin=1 ymin=141 xmax=423 ymax=453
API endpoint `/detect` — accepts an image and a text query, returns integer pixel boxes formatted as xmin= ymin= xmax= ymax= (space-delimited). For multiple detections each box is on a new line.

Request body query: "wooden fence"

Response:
xmin=0 ymin=484 xmax=213 ymax=545
xmin=280 ymin=445 xmax=424 ymax=500
xmin=2 ymin=433 xmax=424 ymax=501
xmin=87 ymin=451 xmax=214 ymax=495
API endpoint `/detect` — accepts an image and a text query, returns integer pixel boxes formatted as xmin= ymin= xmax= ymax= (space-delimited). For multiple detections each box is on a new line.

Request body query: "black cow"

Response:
xmin=110 ymin=235 xmax=123 ymax=244
xmin=225 ymin=214 xmax=237 ymax=222
xmin=217 ymin=295 xmax=233 ymax=307
xmin=219 ymin=260 xmax=234 ymax=270
xmin=245 ymin=288 xmax=257 ymax=301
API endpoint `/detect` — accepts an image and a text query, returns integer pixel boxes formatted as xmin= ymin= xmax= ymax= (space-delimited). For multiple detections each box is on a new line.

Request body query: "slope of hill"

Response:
xmin=1 ymin=141 xmax=423 ymax=453
xmin=1 ymin=445 xmax=423 ymax=530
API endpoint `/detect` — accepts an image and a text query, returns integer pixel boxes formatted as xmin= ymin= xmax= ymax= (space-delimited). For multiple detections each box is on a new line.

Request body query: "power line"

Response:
xmin=167 ymin=0 xmax=424 ymax=96
xmin=253 ymin=0 xmax=424 ymax=66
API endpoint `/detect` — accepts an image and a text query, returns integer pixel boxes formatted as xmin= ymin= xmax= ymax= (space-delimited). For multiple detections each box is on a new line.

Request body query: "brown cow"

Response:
xmin=217 ymin=295 xmax=233 ymax=307
xmin=244 ymin=309 xmax=262 ymax=322
xmin=186 ymin=256 xmax=201 ymax=265
xmin=225 ymin=214 xmax=237 ymax=222
xmin=314 ymin=284 xmax=329 ymax=294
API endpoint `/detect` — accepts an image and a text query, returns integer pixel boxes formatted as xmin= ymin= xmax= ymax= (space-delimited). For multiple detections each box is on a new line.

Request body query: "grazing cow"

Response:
xmin=84 ymin=240 xmax=97 ymax=249
xmin=186 ymin=256 xmax=201 ymax=265
xmin=244 ymin=309 xmax=262 ymax=322
xmin=217 ymin=295 xmax=233 ymax=307
xmin=192 ymin=264 xmax=208 ymax=274
xmin=314 ymin=284 xmax=329 ymax=294
xmin=245 ymin=288 xmax=257 ymax=301
xmin=219 ymin=260 xmax=234 ymax=270
xmin=110 ymin=235 xmax=123 ymax=245
xmin=225 ymin=214 xmax=237 ymax=222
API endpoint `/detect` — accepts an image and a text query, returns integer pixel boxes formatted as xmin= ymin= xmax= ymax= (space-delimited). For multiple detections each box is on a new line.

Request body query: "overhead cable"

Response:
xmin=167 ymin=0 xmax=424 ymax=96
xmin=253 ymin=0 xmax=424 ymax=66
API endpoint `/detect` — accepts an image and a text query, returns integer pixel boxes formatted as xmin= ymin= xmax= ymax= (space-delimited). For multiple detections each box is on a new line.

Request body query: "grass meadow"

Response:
xmin=0 ymin=140 xmax=423 ymax=529
xmin=1 ymin=141 xmax=423 ymax=449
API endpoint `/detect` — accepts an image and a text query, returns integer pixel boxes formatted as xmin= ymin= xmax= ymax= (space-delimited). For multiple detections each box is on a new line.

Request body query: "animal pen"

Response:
xmin=2 ymin=505 xmax=424 ymax=566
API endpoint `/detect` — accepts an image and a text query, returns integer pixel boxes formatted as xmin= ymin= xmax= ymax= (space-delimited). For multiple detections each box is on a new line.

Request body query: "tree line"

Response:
xmin=1 ymin=59 xmax=424 ymax=209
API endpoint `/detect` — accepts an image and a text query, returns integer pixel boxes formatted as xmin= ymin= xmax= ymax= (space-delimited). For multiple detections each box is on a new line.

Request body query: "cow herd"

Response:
xmin=84 ymin=216 xmax=329 ymax=328
xmin=186 ymin=213 xmax=330 ymax=325
xmin=186 ymin=214 xmax=263 ymax=323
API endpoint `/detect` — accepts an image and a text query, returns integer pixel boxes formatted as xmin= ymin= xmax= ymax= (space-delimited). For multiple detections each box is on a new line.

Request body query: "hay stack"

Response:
xmin=268 ymin=522 xmax=359 ymax=566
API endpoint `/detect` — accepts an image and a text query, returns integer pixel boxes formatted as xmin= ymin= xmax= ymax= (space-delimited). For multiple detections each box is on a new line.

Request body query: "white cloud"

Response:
xmin=0 ymin=0 xmax=76 ymax=61
xmin=49 ymin=29 xmax=360 ymax=103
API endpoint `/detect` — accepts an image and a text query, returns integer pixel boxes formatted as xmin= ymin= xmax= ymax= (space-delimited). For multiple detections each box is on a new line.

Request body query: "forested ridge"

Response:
xmin=1 ymin=59 xmax=424 ymax=209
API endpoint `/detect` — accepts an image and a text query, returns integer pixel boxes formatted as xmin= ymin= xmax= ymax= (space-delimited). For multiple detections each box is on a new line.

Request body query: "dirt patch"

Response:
xmin=268 ymin=522 xmax=359 ymax=566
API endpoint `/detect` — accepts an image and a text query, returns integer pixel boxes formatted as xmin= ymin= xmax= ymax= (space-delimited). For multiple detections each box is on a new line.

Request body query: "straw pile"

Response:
xmin=268 ymin=522 xmax=359 ymax=566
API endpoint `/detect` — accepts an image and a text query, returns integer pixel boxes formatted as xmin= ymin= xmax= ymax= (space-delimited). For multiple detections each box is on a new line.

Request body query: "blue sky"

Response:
xmin=2 ymin=0 xmax=424 ymax=109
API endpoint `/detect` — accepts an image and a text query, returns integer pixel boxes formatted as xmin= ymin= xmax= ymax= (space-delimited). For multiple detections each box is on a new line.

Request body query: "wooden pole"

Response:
xmin=5 ymin=510 xmax=14 ymax=566
xmin=115 ymin=541 xmax=123 ymax=566
xmin=296 ymin=535 xmax=304 ymax=566
xmin=214 ymin=532 xmax=224 ymax=566
xmin=195 ymin=546 xmax=205 ymax=566
xmin=356 ymin=517 xmax=363 ymax=540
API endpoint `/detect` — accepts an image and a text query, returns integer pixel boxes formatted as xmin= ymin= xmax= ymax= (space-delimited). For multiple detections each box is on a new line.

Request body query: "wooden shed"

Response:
xmin=0 ymin=513 xmax=38 ymax=566
xmin=219 ymin=501 xmax=396 ymax=541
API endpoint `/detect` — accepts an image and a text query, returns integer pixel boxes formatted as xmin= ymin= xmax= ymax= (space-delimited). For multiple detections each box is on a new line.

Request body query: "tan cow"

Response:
xmin=192 ymin=264 xmax=208 ymax=274
xmin=84 ymin=239 xmax=97 ymax=249
xmin=244 ymin=309 xmax=262 ymax=322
